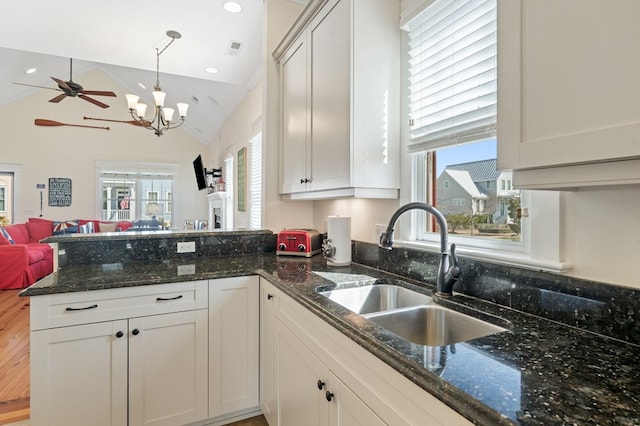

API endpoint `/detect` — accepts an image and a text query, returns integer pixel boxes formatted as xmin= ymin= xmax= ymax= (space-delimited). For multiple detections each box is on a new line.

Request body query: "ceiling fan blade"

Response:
xmin=51 ymin=76 xmax=72 ymax=92
xmin=79 ymin=94 xmax=110 ymax=109
xmin=12 ymin=82 xmax=63 ymax=92
xmin=49 ymin=93 xmax=67 ymax=103
xmin=81 ymin=90 xmax=117 ymax=97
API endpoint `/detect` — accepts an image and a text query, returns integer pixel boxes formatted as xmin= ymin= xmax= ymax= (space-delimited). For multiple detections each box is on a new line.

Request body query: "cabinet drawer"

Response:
xmin=31 ymin=281 xmax=208 ymax=330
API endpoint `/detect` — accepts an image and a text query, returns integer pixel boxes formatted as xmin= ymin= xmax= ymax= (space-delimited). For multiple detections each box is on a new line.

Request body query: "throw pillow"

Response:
xmin=53 ymin=220 xmax=79 ymax=235
xmin=99 ymin=222 xmax=118 ymax=232
xmin=0 ymin=228 xmax=13 ymax=245
xmin=26 ymin=218 xmax=54 ymax=242
xmin=0 ymin=227 xmax=15 ymax=244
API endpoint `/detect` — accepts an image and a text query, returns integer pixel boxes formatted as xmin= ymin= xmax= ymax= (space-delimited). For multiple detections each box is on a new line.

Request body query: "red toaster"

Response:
xmin=276 ymin=229 xmax=321 ymax=257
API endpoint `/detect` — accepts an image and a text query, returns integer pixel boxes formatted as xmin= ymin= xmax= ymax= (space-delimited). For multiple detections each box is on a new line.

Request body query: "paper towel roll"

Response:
xmin=327 ymin=216 xmax=351 ymax=266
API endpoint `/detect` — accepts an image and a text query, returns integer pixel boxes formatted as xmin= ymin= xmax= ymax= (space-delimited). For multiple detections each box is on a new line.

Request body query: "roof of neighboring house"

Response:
xmin=443 ymin=169 xmax=488 ymax=198
xmin=446 ymin=159 xmax=500 ymax=182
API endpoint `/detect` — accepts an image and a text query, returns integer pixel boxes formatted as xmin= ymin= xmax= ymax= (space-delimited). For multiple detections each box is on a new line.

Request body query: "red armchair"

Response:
xmin=0 ymin=219 xmax=54 ymax=290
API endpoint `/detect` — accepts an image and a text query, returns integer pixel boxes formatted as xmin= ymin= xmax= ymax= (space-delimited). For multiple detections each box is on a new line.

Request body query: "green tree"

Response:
xmin=446 ymin=213 xmax=471 ymax=233
xmin=507 ymin=198 xmax=521 ymax=234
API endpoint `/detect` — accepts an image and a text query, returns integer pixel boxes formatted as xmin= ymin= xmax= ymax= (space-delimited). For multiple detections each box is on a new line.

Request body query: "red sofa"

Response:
xmin=0 ymin=218 xmax=55 ymax=289
xmin=0 ymin=218 xmax=133 ymax=290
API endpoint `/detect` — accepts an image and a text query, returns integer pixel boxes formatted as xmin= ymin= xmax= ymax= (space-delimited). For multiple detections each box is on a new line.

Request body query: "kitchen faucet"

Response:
xmin=379 ymin=202 xmax=461 ymax=297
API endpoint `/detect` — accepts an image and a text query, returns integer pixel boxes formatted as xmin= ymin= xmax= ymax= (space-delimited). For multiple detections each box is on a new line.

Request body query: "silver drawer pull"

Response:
xmin=156 ymin=295 xmax=184 ymax=302
xmin=65 ymin=304 xmax=98 ymax=311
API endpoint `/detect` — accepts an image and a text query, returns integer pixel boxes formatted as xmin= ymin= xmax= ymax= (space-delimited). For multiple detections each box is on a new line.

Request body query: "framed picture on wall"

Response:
xmin=237 ymin=147 xmax=246 ymax=212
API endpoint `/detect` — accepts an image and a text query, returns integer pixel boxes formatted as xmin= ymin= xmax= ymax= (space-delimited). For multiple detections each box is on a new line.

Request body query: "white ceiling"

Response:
xmin=0 ymin=0 xmax=270 ymax=144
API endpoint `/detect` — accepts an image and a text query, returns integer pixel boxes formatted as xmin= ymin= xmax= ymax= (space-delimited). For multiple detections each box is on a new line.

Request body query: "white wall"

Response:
xmin=0 ymin=68 xmax=209 ymax=225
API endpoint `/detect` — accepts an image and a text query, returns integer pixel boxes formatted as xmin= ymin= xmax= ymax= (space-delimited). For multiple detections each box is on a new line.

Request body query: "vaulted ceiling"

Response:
xmin=0 ymin=0 xmax=270 ymax=144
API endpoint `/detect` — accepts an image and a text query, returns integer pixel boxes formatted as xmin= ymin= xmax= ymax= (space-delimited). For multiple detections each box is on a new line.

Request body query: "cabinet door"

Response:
xmin=281 ymin=34 xmax=310 ymax=194
xmin=276 ymin=317 xmax=329 ymax=426
xmin=328 ymin=372 xmax=387 ymax=426
xmin=30 ymin=320 xmax=128 ymax=426
xmin=498 ymin=0 xmax=640 ymax=171
xmin=309 ymin=0 xmax=351 ymax=191
xmin=260 ymin=279 xmax=279 ymax=426
xmin=209 ymin=276 xmax=260 ymax=417
xmin=128 ymin=310 xmax=208 ymax=426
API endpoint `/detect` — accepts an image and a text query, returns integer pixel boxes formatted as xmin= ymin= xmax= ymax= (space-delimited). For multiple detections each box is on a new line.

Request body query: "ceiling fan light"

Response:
xmin=136 ymin=103 xmax=148 ymax=118
xmin=152 ymin=90 xmax=166 ymax=107
xmin=177 ymin=103 xmax=189 ymax=118
xmin=126 ymin=94 xmax=140 ymax=110
xmin=163 ymin=107 xmax=175 ymax=122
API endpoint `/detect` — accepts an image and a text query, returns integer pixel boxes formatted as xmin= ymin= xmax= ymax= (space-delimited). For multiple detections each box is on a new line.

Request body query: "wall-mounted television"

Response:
xmin=193 ymin=155 xmax=207 ymax=191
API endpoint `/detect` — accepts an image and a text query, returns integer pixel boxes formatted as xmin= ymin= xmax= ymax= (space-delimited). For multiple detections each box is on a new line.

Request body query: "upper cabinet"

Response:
xmin=497 ymin=0 xmax=640 ymax=189
xmin=274 ymin=0 xmax=400 ymax=200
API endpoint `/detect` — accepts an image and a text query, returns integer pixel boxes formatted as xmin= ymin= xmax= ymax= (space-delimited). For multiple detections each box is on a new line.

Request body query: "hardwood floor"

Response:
xmin=0 ymin=290 xmax=30 ymax=424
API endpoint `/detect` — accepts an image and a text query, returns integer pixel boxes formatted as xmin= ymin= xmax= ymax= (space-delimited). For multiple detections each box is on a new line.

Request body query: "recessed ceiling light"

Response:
xmin=223 ymin=1 xmax=242 ymax=13
xmin=205 ymin=67 xmax=219 ymax=74
xmin=138 ymin=82 xmax=146 ymax=89
xmin=25 ymin=67 xmax=37 ymax=74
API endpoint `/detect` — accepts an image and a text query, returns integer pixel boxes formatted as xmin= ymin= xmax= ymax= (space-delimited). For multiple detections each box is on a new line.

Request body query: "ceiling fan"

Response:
xmin=14 ymin=58 xmax=117 ymax=108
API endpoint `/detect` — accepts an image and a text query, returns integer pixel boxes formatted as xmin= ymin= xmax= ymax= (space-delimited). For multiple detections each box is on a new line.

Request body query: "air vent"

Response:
xmin=227 ymin=40 xmax=243 ymax=56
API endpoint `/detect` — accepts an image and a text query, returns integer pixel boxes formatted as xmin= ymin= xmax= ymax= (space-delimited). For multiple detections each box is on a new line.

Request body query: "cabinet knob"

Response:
xmin=317 ymin=379 xmax=325 ymax=390
xmin=267 ymin=293 xmax=274 ymax=300
xmin=132 ymin=328 xmax=140 ymax=336
xmin=325 ymin=391 xmax=334 ymax=402
xmin=300 ymin=178 xmax=311 ymax=184
xmin=115 ymin=331 xmax=124 ymax=338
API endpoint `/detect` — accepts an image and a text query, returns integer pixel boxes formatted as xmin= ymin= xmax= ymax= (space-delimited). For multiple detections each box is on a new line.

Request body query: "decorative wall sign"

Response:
xmin=237 ymin=147 xmax=246 ymax=212
xmin=48 ymin=178 xmax=72 ymax=206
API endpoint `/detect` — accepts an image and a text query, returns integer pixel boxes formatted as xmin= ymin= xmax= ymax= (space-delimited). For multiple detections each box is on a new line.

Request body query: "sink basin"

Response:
xmin=318 ymin=283 xmax=508 ymax=346
xmin=365 ymin=305 xmax=508 ymax=346
xmin=319 ymin=284 xmax=430 ymax=315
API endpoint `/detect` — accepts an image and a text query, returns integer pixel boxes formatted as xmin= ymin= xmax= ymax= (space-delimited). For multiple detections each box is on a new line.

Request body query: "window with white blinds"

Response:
xmin=224 ymin=156 xmax=234 ymax=229
xmin=407 ymin=0 xmax=497 ymax=153
xmin=249 ymin=133 xmax=263 ymax=229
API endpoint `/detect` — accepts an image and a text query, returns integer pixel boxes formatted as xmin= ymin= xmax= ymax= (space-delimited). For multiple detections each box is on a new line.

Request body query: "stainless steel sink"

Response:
xmin=318 ymin=283 xmax=508 ymax=346
xmin=364 ymin=305 xmax=508 ymax=346
xmin=318 ymin=284 xmax=430 ymax=315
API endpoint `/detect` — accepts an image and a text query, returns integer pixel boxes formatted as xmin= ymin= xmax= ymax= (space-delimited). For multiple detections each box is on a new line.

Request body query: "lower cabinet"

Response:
xmin=275 ymin=316 xmax=385 ymax=426
xmin=30 ymin=281 xmax=209 ymax=426
xmin=260 ymin=279 xmax=473 ymax=426
xmin=208 ymin=276 xmax=260 ymax=418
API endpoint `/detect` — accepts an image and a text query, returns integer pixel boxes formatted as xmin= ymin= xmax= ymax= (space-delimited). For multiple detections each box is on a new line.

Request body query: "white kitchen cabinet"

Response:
xmin=275 ymin=0 xmax=400 ymax=200
xmin=497 ymin=0 xmax=640 ymax=189
xmin=260 ymin=279 xmax=471 ymax=426
xmin=30 ymin=281 xmax=209 ymax=426
xmin=208 ymin=276 xmax=260 ymax=419
xmin=276 ymin=316 xmax=385 ymax=426
xmin=259 ymin=278 xmax=279 ymax=426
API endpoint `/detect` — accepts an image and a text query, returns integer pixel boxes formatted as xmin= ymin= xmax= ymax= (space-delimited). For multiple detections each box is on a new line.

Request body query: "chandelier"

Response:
xmin=126 ymin=30 xmax=189 ymax=137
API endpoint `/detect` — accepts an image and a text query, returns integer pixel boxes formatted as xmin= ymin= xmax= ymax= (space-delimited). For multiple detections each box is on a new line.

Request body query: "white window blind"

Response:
xmin=249 ymin=133 xmax=263 ymax=230
xmin=224 ymin=155 xmax=234 ymax=229
xmin=407 ymin=0 xmax=497 ymax=153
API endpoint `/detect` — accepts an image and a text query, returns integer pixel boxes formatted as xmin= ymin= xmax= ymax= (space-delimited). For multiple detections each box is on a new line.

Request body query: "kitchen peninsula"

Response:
xmin=21 ymin=230 xmax=640 ymax=425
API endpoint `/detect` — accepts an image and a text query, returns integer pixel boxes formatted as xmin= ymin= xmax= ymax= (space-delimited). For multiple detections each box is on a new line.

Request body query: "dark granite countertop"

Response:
xmin=21 ymin=254 xmax=640 ymax=425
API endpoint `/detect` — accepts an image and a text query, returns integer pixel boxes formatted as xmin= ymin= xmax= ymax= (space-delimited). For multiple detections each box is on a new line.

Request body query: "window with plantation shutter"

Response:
xmin=249 ymin=133 xmax=262 ymax=230
xmin=224 ymin=155 xmax=234 ymax=228
xmin=407 ymin=0 xmax=497 ymax=153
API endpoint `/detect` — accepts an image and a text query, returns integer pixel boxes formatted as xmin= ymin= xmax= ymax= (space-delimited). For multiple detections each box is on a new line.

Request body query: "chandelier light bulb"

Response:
xmin=126 ymin=94 xmax=140 ymax=110
xmin=177 ymin=103 xmax=189 ymax=118
xmin=163 ymin=107 xmax=175 ymax=122
xmin=136 ymin=103 xmax=148 ymax=118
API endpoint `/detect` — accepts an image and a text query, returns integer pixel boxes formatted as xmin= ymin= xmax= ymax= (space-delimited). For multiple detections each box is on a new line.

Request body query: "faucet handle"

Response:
xmin=448 ymin=243 xmax=461 ymax=279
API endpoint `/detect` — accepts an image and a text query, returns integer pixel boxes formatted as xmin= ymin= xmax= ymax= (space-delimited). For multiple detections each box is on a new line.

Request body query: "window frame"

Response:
xmin=96 ymin=161 xmax=177 ymax=225
xmin=398 ymin=0 xmax=567 ymax=273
